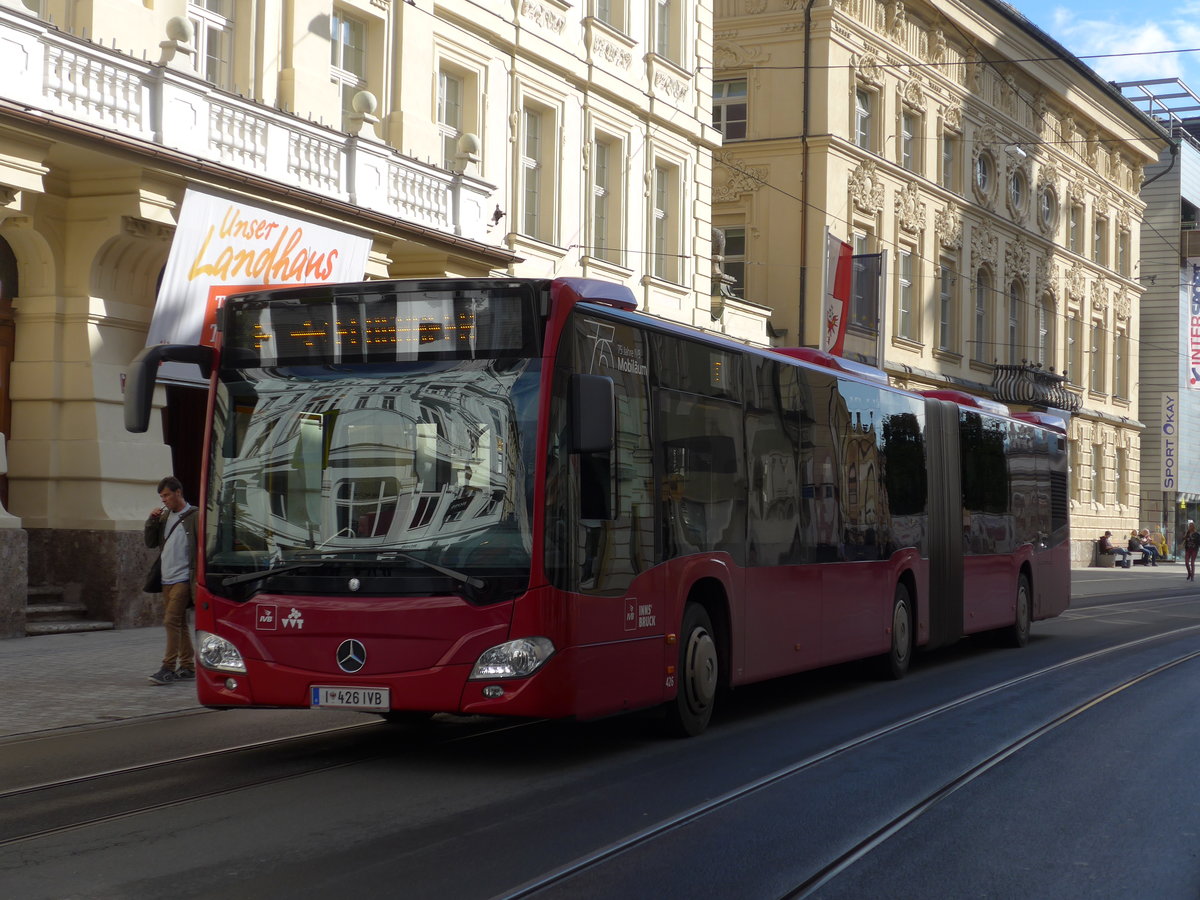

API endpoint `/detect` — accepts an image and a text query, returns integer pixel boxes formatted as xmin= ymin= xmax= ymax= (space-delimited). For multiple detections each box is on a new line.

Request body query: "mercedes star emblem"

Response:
xmin=336 ymin=639 xmax=367 ymax=673
xmin=348 ymin=577 xmax=361 ymax=592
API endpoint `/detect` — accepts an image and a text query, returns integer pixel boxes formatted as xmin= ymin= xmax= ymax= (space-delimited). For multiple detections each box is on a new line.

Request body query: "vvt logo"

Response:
xmin=282 ymin=608 xmax=304 ymax=630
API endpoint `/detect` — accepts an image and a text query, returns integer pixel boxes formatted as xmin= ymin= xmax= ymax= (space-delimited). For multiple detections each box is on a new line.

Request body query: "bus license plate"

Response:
xmin=311 ymin=686 xmax=390 ymax=711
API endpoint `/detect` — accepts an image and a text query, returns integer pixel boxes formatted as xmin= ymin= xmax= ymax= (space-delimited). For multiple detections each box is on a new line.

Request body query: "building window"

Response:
xmin=437 ymin=70 xmax=464 ymax=171
xmin=330 ymin=9 xmax=366 ymax=129
xmin=1009 ymin=169 xmax=1027 ymax=216
xmin=974 ymin=151 xmax=993 ymax=198
xmin=897 ymin=248 xmax=915 ymax=340
xmin=653 ymin=0 xmax=680 ymax=64
xmin=1037 ymin=294 xmax=1054 ymax=368
xmin=591 ymin=135 xmax=622 ymax=264
xmin=191 ymin=0 xmax=235 ymax=90
xmin=973 ymin=268 xmax=991 ymax=363
xmin=941 ymin=132 xmax=958 ymax=192
xmin=1115 ymin=329 xmax=1129 ymax=398
xmin=1094 ymin=217 xmax=1108 ymax=267
xmin=1115 ymin=446 xmax=1127 ymax=506
xmin=1067 ymin=313 xmax=1082 ymax=385
xmin=855 ymin=89 xmax=873 ymax=151
xmin=1118 ymin=229 xmax=1131 ymax=276
xmin=653 ymin=162 xmax=680 ymax=283
xmin=521 ymin=107 xmax=547 ymax=240
xmin=1069 ymin=203 xmax=1083 ymax=253
xmin=938 ymin=259 xmax=956 ymax=351
xmin=1090 ymin=320 xmax=1105 ymax=392
xmin=594 ymin=0 xmax=625 ymax=30
xmin=901 ymin=112 xmax=920 ymax=172
xmin=1039 ymin=186 xmax=1057 ymax=234
xmin=723 ymin=226 xmax=746 ymax=294
xmin=1092 ymin=444 xmax=1104 ymax=505
xmin=1008 ymin=279 xmax=1023 ymax=364
xmin=713 ymin=79 xmax=748 ymax=141
xmin=852 ymin=232 xmax=874 ymax=329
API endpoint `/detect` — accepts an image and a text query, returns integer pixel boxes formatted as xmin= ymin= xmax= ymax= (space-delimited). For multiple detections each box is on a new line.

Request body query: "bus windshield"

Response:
xmin=205 ymin=357 xmax=541 ymax=596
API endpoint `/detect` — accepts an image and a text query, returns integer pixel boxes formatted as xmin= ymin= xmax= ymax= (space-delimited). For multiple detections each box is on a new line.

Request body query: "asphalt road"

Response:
xmin=2 ymin=568 xmax=1198 ymax=899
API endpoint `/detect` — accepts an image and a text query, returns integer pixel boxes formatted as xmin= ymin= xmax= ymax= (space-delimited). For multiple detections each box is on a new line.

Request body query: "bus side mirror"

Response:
xmin=571 ymin=374 xmax=614 ymax=454
xmin=124 ymin=344 xmax=215 ymax=433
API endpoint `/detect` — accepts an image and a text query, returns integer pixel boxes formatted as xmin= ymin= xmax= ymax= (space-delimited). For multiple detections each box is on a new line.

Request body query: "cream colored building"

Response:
xmin=712 ymin=0 xmax=1168 ymax=564
xmin=0 ymin=0 xmax=766 ymax=634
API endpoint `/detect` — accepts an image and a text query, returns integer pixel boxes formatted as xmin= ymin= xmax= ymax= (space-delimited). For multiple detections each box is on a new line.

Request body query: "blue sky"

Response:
xmin=1012 ymin=1 xmax=1200 ymax=91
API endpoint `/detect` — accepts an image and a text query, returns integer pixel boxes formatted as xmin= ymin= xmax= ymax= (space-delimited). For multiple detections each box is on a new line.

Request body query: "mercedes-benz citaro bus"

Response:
xmin=125 ymin=276 xmax=1069 ymax=736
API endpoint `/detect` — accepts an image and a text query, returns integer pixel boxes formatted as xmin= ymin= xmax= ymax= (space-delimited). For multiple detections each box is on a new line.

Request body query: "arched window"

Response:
xmin=1008 ymin=279 xmax=1024 ymax=364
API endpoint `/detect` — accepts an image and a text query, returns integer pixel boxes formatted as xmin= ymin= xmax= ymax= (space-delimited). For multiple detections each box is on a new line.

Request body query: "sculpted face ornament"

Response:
xmin=336 ymin=639 xmax=367 ymax=674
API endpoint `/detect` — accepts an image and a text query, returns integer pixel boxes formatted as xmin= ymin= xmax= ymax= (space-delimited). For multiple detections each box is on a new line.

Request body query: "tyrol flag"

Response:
xmin=821 ymin=232 xmax=853 ymax=356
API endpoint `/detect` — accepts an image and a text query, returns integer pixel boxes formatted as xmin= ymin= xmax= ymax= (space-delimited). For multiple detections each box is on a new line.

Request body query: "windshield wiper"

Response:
xmin=293 ymin=549 xmax=486 ymax=590
xmin=222 ymin=560 xmax=323 ymax=587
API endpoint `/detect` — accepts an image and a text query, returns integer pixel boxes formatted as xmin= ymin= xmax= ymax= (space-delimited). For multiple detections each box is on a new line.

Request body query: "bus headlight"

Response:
xmin=469 ymin=637 xmax=555 ymax=680
xmin=197 ymin=630 xmax=247 ymax=674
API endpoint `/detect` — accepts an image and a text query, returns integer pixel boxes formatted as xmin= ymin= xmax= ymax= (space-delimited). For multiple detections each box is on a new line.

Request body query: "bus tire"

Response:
xmin=880 ymin=582 xmax=913 ymax=680
xmin=665 ymin=602 xmax=719 ymax=737
xmin=1004 ymin=574 xmax=1032 ymax=648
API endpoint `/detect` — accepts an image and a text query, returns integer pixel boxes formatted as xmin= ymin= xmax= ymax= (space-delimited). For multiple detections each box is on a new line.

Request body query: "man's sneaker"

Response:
xmin=148 ymin=667 xmax=177 ymax=685
xmin=175 ymin=668 xmax=195 ymax=680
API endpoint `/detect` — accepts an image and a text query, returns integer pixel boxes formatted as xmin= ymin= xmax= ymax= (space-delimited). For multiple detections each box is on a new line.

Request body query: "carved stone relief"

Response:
xmin=1067 ymin=262 xmax=1086 ymax=304
xmin=1006 ymin=235 xmax=1030 ymax=278
xmin=972 ymin=220 xmax=998 ymax=267
xmin=713 ymin=40 xmax=769 ymax=68
xmin=714 ymin=152 xmax=768 ymax=202
xmin=850 ymin=161 xmax=886 ymax=214
xmin=594 ymin=37 xmax=633 ymax=70
xmin=895 ymin=181 xmax=927 ymax=233
xmin=1115 ymin=291 xmax=1132 ymax=321
xmin=854 ymin=47 xmax=885 ymax=86
xmin=1035 ymin=255 xmax=1057 ymax=303
xmin=903 ymin=77 xmax=927 ymax=112
xmin=1091 ymin=276 xmax=1111 ymax=313
xmin=935 ymin=205 xmax=962 ymax=249
xmin=520 ymin=0 xmax=566 ymax=33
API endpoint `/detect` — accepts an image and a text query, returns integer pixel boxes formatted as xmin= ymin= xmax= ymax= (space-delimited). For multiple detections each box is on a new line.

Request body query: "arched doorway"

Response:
xmin=0 ymin=236 xmax=16 ymax=510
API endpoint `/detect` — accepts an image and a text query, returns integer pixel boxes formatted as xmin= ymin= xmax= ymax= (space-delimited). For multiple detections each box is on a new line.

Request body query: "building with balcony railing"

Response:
xmin=0 ymin=0 xmax=764 ymax=633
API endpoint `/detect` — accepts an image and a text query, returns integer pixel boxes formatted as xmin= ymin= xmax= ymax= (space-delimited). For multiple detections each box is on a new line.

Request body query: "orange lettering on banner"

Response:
xmin=188 ymin=205 xmax=340 ymax=284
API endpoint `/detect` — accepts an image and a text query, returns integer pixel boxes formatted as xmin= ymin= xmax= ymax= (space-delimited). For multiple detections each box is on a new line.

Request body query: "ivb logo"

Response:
xmin=256 ymin=604 xmax=277 ymax=630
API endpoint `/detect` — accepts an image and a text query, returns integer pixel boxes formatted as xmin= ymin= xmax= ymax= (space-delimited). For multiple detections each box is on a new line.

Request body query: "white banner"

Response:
xmin=147 ymin=187 xmax=372 ymax=350
xmin=1162 ymin=392 xmax=1177 ymax=491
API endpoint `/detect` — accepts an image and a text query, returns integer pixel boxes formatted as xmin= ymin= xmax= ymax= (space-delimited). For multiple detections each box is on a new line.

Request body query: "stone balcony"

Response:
xmin=0 ymin=7 xmax=495 ymax=243
xmin=990 ymin=362 xmax=1082 ymax=413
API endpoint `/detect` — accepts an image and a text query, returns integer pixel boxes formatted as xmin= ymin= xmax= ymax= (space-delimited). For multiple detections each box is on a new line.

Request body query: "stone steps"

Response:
xmin=25 ymin=586 xmax=114 ymax=636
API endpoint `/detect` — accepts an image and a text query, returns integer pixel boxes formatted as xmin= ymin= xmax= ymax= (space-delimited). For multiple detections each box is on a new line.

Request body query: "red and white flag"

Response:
xmin=821 ymin=232 xmax=853 ymax=356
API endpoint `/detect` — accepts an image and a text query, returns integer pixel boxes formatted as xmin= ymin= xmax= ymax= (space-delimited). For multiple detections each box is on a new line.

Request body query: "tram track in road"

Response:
xmin=497 ymin=622 xmax=1200 ymax=899
xmin=0 ymin=714 xmax=540 ymax=849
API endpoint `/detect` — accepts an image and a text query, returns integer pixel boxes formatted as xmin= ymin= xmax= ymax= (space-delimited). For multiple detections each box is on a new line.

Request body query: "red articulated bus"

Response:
xmin=125 ymin=276 xmax=1070 ymax=736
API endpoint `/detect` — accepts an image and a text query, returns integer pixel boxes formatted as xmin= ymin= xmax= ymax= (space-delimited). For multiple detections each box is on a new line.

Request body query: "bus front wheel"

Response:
xmin=666 ymin=603 xmax=718 ymax=737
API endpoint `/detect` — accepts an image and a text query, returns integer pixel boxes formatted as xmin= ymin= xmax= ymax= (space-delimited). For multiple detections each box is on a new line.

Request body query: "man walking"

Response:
xmin=145 ymin=476 xmax=198 ymax=685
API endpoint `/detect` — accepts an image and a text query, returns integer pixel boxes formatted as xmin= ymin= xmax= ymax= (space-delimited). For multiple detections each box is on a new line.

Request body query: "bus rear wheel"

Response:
xmin=1004 ymin=575 xmax=1032 ymax=648
xmin=880 ymin=582 xmax=913 ymax=680
xmin=665 ymin=603 xmax=718 ymax=737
